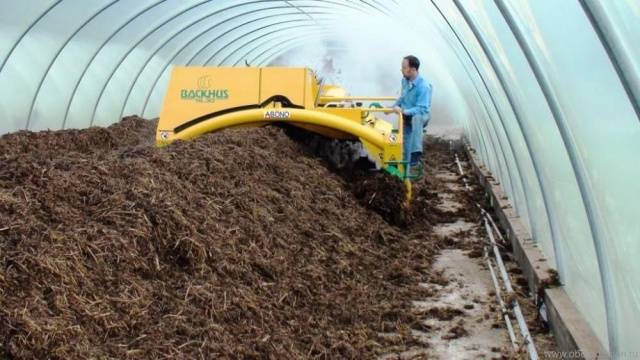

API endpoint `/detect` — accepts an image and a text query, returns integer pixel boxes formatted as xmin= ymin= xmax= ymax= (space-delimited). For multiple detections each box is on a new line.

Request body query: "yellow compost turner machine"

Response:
xmin=156 ymin=67 xmax=416 ymax=201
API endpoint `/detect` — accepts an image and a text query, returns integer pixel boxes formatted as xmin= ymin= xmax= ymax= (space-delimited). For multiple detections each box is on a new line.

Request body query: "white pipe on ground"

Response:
xmin=486 ymin=247 xmax=519 ymax=350
xmin=485 ymin=215 xmax=538 ymax=360
xmin=454 ymin=150 xmax=539 ymax=360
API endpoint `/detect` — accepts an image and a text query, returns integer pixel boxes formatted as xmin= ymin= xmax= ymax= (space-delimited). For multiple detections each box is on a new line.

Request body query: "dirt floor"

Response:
xmin=0 ymin=117 xmax=556 ymax=359
xmin=376 ymin=143 xmax=558 ymax=360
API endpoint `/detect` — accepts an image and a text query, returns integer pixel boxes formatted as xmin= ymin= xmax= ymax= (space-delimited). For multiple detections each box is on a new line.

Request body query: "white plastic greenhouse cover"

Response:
xmin=0 ymin=0 xmax=638 ymax=356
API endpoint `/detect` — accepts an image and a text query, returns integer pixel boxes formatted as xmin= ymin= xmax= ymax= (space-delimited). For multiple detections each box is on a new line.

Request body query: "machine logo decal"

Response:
xmin=180 ymin=75 xmax=229 ymax=103
xmin=197 ymin=75 xmax=213 ymax=89
xmin=264 ymin=110 xmax=291 ymax=120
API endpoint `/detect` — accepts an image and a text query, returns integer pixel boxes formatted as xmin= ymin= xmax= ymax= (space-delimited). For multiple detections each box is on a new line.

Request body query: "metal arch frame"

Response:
xmin=251 ymin=37 xmax=317 ymax=66
xmin=430 ymin=0 xmax=519 ymax=206
xmin=59 ymin=0 xmax=168 ymax=129
xmin=198 ymin=13 xmax=331 ymax=66
xmin=284 ymin=0 xmax=369 ymax=16
xmin=422 ymin=2 xmax=493 ymax=170
xmin=284 ymin=0 xmax=317 ymax=22
xmin=425 ymin=1 xmax=495 ymax=174
xmin=441 ymin=1 xmax=533 ymax=230
xmin=354 ymin=0 xmax=390 ymax=15
xmin=134 ymin=6 xmax=336 ymax=118
xmin=452 ymin=0 xmax=553 ymax=260
xmin=25 ymin=0 xmax=119 ymax=130
xmin=367 ymin=0 xmax=394 ymax=14
xmin=233 ymin=28 xmax=334 ymax=66
xmin=245 ymin=29 xmax=333 ymax=66
xmin=453 ymin=0 xmax=565 ymax=277
xmin=493 ymin=0 xmax=618 ymax=353
xmin=302 ymin=0 xmax=391 ymax=16
xmin=446 ymin=0 xmax=526 ymax=199
xmin=432 ymin=2 xmax=507 ymax=190
xmin=229 ymin=28 xmax=332 ymax=66
xmin=426 ymin=1 xmax=497 ymax=177
xmin=420 ymin=1 xmax=490 ymax=168
xmin=442 ymin=2 xmax=534 ymax=231
xmin=207 ymin=22 xmax=322 ymax=66
xmin=432 ymin=0 xmax=506 ymax=188
xmin=579 ymin=0 xmax=640 ymax=121
xmin=182 ymin=6 xmax=331 ymax=66
xmin=293 ymin=0 xmax=367 ymax=14
xmin=0 ymin=0 xmax=63 ymax=74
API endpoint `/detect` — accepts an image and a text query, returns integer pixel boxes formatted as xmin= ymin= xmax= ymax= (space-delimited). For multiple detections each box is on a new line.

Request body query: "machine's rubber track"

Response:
xmin=283 ymin=125 xmax=374 ymax=171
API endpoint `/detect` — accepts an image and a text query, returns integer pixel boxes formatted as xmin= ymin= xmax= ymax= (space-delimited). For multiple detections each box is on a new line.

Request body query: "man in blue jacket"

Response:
xmin=392 ymin=55 xmax=433 ymax=176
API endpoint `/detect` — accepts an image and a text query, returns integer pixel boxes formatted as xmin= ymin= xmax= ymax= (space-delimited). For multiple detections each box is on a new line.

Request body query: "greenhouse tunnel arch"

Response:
xmin=1 ymin=0 xmax=639 ymax=356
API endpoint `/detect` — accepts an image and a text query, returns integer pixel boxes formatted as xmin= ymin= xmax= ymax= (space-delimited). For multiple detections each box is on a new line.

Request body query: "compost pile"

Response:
xmin=0 ymin=117 xmax=450 ymax=359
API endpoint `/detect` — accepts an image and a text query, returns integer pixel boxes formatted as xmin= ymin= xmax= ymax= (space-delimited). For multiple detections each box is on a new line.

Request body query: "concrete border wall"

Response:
xmin=461 ymin=141 xmax=609 ymax=360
